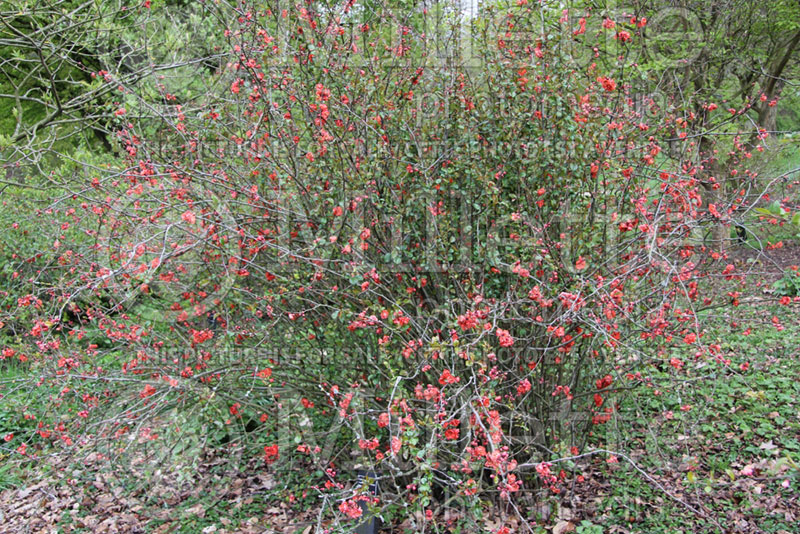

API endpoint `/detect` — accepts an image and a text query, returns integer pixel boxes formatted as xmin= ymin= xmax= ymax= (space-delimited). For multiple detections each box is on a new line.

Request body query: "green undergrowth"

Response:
xmin=590 ymin=302 xmax=800 ymax=533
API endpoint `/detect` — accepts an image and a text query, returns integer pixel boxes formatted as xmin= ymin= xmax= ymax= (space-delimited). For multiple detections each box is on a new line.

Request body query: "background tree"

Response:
xmin=0 ymin=0 xmax=225 ymax=170
xmin=617 ymin=0 xmax=800 ymax=249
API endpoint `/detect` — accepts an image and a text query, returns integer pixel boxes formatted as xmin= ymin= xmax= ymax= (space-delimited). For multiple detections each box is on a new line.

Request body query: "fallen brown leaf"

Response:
xmin=552 ymin=520 xmax=575 ymax=534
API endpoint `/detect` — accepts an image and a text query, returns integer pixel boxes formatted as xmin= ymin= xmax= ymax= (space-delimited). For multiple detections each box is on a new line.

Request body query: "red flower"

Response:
xmin=595 ymin=374 xmax=613 ymax=389
xmin=377 ymin=413 xmax=390 ymax=428
xmin=339 ymin=499 xmax=363 ymax=519
xmin=597 ymin=76 xmax=617 ymax=92
xmin=264 ymin=444 xmax=280 ymax=464
xmin=191 ymin=329 xmax=214 ymax=344
xmin=256 ymin=367 xmax=272 ymax=379
xmin=496 ymin=328 xmax=514 ymax=347
xmin=573 ymin=17 xmax=586 ymax=35
xmin=438 ymin=369 xmax=460 ymax=385
xmin=615 ymin=30 xmax=631 ymax=42
xmin=457 ymin=311 xmax=479 ymax=331
xmin=358 ymin=438 xmax=379 ymax=450
xmin=315 ymin=83 xmax=331 ymax=102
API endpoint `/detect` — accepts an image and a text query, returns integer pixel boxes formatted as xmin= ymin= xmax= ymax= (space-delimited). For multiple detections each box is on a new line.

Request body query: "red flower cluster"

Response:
xmin=496 ymin=328 xmax=514 ymax=347
xmin=438 ymin=370 xmax=460 ymax=386
xmin=264 ymin=444 xmax=279 ymax=464
xmin=597 ymin=76 xmax=617 ymax=92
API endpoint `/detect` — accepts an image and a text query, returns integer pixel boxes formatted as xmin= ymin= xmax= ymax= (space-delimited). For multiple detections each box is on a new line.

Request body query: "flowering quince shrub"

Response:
xmin=0 ymin=0 xmax=785 ymax=530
